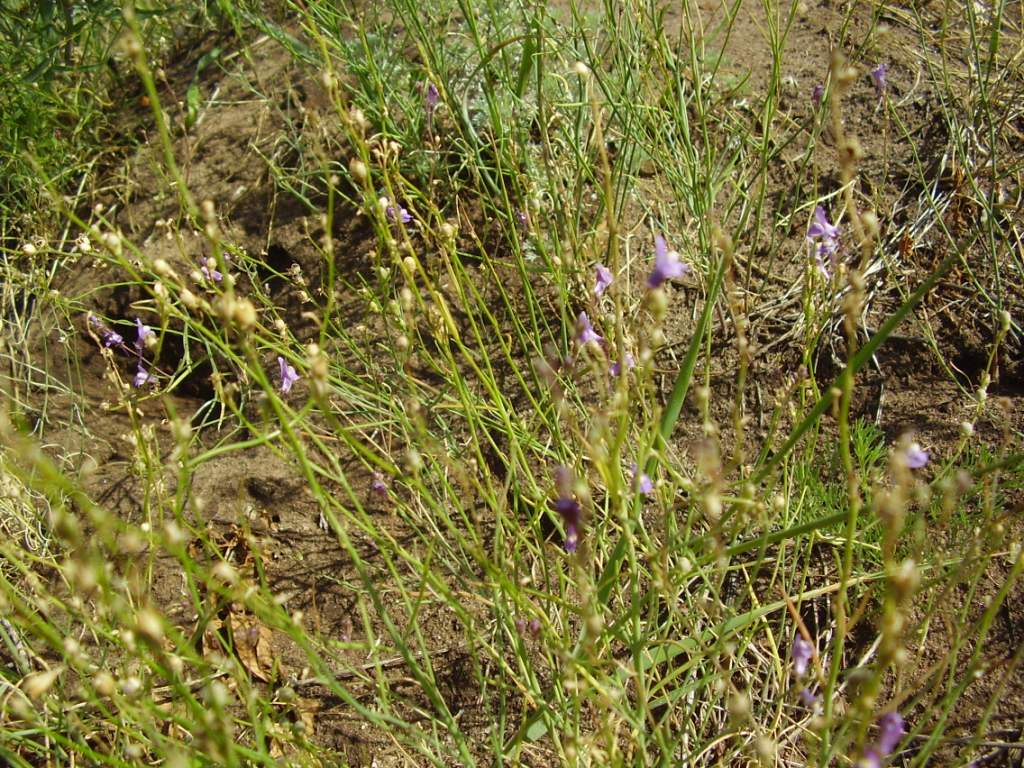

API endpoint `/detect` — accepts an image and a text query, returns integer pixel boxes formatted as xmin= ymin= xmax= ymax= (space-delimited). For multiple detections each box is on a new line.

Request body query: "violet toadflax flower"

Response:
xmin=799 ymin=687 xmax=818 ymax=707
xmin=792 ymin=633 xmax=813 ymax=677
xmin=876 ymin=712 xmax=905 ymax=755
xmin=370 ymin=471 xmax=388 ymax=495
xmin=199 ymin=257 xmax=222 ymax=282
xmin=515 ymin=617 xmax=541 ymax=637
xmin=594 ymin=263 xmax=613 ymax=297
xmin=551 ymin=465 xmax=581 ymax=553
xmin=905 ymin=442 xmax=929 ymax=469
xmin=808 ymin=206 xmax=839 ymax=244
xmin=812 ymin=83 xmax=824 ymax=106
xmin=134 ymin=318 xmax=153 ymax=351
xmin=807 ymin=206 xmax=840 ymax=275
xmin=631 ymin=462 xmax=654 ymax=495
xmin=610 ymin=352 xmax=635 ymax=377
xmin=647 ymin=234 xmax=690 ymax=289
xmin=871 ymin=64 xmax=888 ymax=97
xmin=277 ymin=356 xmax=300 ymax=394
xmin=133 ymin=365 xmax=155 ymax=388
xmin=859 ymin=711 xmax=904 ymax=768
xmin=576 ymin=311 xmax=603 ymax=347
xmin=387 ymin=205 xmax=412 ymax=225
xmin=425 ymin=81 xmax=439 ymax=119
xmin=89 ymin=314 xmax=123 ymax=348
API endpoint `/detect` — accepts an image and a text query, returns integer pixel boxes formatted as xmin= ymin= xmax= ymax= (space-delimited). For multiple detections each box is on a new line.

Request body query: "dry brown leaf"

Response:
xmin=229 ymin=610 xmax=275 ymax=682
xmin=297 ymin=696 xmax=319 ymax=737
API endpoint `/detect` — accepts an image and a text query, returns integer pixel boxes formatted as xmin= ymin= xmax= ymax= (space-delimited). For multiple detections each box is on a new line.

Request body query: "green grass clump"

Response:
xmin=1 ymin=1 xmax=1022 ymax=766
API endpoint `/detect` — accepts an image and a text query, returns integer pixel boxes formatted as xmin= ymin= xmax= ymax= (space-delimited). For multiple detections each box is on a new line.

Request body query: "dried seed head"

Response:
xmin=350 ymin=107 xmax=369 ymax=132
xmin=163 ymin=520 xmax=186 ymax=547
xmin=151 ymin=260 xmax=174 ymax=280
xmin=754 ymin=735 xmax=777 ymax=763
xmin=101 ymin=231 xmax=122 ymax=256
xmin=400 ymin=287 xmax=414 ymax=310
xmin=232 ymin=298 xmax=257 ymax=330
xmin=93 ymin=670 xmax=116 ymax=698
xmin=119 ymin=675 xmax=143 ymax=699
xmin=24 ymin=667 xmax=63 ymax=700
xmin=136 ymin=608 xmax=164 ymax=644
xmin=890 ymin=558 xmax=920 ymax=598
xmin=212 ymin=561 xmax=238 ymax=585
xmin=840 ymin=137 xmax=864 ymax=163
xmin=862 ymin=211 xmax=880 ymax=239
xmin=728 ymin=691 xmax=751 ymax=721
xmin=349 ymin=157 xmax=368 ymax=184
xmin=206 ymin=680 xmax=230 ymax=708
xmin=406 ymin=448 xmax=424 ymax=474
xmin=647 ymin=287 xmax=669 ymax=321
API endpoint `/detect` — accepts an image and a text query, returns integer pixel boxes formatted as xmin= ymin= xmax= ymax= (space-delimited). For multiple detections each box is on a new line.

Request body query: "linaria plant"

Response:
xmin=0 ymin=1 xmax=1021 ymax=767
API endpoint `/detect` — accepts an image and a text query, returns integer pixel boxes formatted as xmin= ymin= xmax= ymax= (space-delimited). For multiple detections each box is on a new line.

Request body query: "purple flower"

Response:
xmin=550 ymin=466 xmax=581 ymax=553
xmin=516 ymin=210 xmax=529 ymax=232
xmin=871 ymin=64 xmax=888 ymax=97
xmin=808 ymin=206 xmax=839 ymax=242
xmin=792 ymin=633 xmax=813 ymax=677
xmin=134 ymin=318 xmax=153 ymax=351
xmin=858 ymin=711 xmax=904 ymax=767
xmin=277 ymin=356 xmax=300 ymax=394
xmin=647 ymin=234 xmax=690 ymax=289
xmin=610 ymin=352 xmax=635 ymax=377
xmin=812 ymin=83 xmax=824 ymax=106
xmin=515 ymin=617 xmax=541 ymax=637
xmin=199 ymin=257 xmax=222 ymax=282
xmin=905 ymin=442 xmax=929 ymax=469
xmin=594 ymin=264 xmax=613 ymax=297
xmin=807 ymin=206 xmax=840 ymax=275
xmin=133 ymin=365 xmax=155 ymax=388
xmin=576 ymin=311 xmax=603 ymax=346
xmin=387 ymin=205 xmax=412 ymax=224
xmin=876 ymin=711 xmax=904 ymax=755
xmin=370 ymin=471 xmax=388 ymax=495
xmin=425 ymin=82 xmax=439 ymax=116
xmin=89 ymin=314 xmax=123 ymax=348
xmin=799 ymin=687 xmax=818 ymax=707
xmin=631 ymin=462 xmax=653 ymax=495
